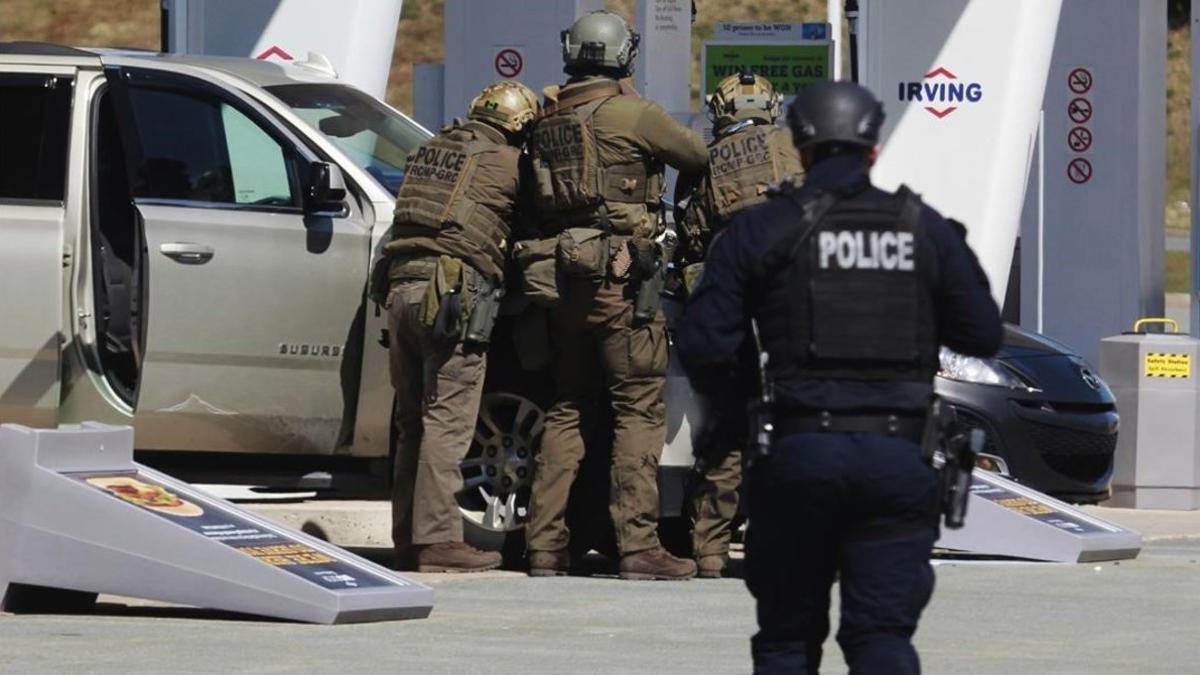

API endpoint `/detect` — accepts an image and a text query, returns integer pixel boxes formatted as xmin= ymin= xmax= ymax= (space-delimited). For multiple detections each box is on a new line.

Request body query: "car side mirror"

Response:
xmin=305 ymin=161 xmax=347 ymax=214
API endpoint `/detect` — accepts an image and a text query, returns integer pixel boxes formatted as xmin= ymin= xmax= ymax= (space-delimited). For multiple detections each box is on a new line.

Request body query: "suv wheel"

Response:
xmin=459 ymin=392 xmax=544 ymax=551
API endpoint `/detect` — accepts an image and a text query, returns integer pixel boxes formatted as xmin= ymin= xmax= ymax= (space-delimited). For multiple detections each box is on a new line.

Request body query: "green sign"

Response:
xmin=702 ymin=42 xmax=832 ymax=99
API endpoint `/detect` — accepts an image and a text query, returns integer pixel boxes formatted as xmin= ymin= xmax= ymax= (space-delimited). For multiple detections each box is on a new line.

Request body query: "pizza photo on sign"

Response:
xmin=87 ymin=476 xmax=205 ymax=517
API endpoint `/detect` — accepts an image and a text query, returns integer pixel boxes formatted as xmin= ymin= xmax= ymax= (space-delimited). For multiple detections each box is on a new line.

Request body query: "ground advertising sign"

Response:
xmin=0 ymin=423 xmax=432 ymax=624
xmin=701 ymin=23 xmax=833 ymax=103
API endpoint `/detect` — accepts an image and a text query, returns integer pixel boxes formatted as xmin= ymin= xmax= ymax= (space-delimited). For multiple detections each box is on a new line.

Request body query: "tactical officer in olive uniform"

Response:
xmin=523 ymin=10 xmax=708 ymax=580
xmin=674 ymin=72 xmax=802 ymax=580
xmin=677 ymin=82 xmax=1002 ymax=672
xmin=386 ymin=81 xmax=539 ymax=573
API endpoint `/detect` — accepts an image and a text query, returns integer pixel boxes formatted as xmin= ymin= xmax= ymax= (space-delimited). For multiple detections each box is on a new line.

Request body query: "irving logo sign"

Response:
xmin=898 ymin=67 xmax=983 ymax=119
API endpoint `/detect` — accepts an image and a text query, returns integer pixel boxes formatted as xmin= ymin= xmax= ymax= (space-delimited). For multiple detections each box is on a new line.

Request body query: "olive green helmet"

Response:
xmin=706 ymin=72 xmax=783 ymax=127
xmin=561 ymin=10 xmax=640 ymax=75
xmin=468 ymin=80 xmax=541 ymax=134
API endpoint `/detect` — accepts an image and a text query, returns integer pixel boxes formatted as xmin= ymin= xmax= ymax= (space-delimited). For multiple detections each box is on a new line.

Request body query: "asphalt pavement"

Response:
xmin=3 ymin=538 xmax=1200 ymax=674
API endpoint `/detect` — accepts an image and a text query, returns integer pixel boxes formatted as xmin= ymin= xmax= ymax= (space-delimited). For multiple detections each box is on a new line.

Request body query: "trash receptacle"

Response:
xmin=1100 ymin=318 xmax=1200 ymax=510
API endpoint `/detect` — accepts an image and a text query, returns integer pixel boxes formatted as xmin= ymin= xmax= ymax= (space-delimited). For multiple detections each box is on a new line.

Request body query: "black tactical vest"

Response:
xmin=756 ymin=184 xmax=939 ymax=388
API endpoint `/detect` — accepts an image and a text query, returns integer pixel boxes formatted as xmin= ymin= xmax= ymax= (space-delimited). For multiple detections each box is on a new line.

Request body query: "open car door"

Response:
xmin=99 ymin=64 xmax=371 ymax=454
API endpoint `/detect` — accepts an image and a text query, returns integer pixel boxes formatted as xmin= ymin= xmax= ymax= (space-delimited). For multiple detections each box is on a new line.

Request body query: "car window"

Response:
xmin=267 ymin=84 xmax=429 ymax=196
xmin=127 ymin=87 xmax=297 ymax=207
xmin=221 ymin=103 xmax=293 ymax=205
xmin=0 ymin=75 xmax=72 ymax=203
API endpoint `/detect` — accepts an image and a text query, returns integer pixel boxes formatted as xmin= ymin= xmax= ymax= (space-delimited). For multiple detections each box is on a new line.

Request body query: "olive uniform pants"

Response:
xmin=691 ymin=448 xmax=742 ymax=558
xmin=388 ymin=278 xmax=486 ymax=553
xmin=527 ymin=276 xmax=669 ymax=555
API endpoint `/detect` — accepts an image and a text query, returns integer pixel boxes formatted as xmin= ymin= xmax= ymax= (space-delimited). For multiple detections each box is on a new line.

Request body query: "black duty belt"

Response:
xmin=775 ymin=412 xmax=925 ymax=443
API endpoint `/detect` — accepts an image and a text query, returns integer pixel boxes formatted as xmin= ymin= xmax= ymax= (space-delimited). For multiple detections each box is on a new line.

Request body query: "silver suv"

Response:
xmin=0 ymin=44 xmax=701 ymax=552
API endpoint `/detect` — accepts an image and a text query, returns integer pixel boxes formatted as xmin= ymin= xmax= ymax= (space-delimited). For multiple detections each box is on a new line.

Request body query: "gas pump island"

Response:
xmin=0 ymin=424 xmax=432 ymax=624
xmin=0 ymin=1 xmax=1155 ymax=621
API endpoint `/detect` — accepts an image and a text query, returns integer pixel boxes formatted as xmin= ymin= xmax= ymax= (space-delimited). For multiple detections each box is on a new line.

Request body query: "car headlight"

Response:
xmin=938 ymin=347 xmax=1030 ymax=389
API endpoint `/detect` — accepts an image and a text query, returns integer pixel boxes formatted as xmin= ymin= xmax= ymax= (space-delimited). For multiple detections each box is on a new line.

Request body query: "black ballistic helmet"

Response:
xmin=787 ymin=81 xmax=885 ymax=151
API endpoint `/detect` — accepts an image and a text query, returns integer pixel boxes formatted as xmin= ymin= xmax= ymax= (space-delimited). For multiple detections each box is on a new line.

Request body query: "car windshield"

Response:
xmin=266 ymin=83 xmax=429 ymax=196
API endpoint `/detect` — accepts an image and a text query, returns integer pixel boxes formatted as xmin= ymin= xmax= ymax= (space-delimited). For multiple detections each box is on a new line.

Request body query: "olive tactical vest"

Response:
xmin=392 ymin=125 xmax=508 ymax=261
xmin=706 ymin=124 xmax=801 ymax=222
xmin=757 ymin=184 xmax=940 ymax=387
xmin=530 ymin=80 xmax=659 ymax=226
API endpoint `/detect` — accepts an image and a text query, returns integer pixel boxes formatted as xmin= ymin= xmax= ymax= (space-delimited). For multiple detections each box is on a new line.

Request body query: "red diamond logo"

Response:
xmin=923 ymin=68 xmax=958 ymax=118
xmin=256 ymin=46 xmax=293 ymax=62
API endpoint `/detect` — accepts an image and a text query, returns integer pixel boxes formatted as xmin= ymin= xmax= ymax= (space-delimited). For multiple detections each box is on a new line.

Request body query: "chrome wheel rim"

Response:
xmin=458 ymin=392 xmax=544 ymax=533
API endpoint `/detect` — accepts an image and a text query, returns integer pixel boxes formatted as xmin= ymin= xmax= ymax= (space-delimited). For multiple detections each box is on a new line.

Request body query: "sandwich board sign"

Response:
xmin=0 ymin=423 xmax=432 ymax=624
xmin=936 ymin=469 xmax=1142 ymax=563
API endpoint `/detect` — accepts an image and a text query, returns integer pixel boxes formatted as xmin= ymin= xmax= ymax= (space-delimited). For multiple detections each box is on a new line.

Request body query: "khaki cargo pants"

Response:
xmin=691 ymin=449 xmax=741 ymax=558
xmin=388 ymin=278 xmax=486 ymax=554
xmin=527 ymin=276 xmax=669 ymax=555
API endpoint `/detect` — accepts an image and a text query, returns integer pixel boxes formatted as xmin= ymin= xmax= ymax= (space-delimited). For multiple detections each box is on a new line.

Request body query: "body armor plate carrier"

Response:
xmin=760 ymin=185 xmax=939 ymax=384
xmin=392 ymin=129 xmax=507 ymax=258
xmin=707 ymin=124 xmax=799 ymax=221
xmin=530 ymin=81 xmax=659 ymax=227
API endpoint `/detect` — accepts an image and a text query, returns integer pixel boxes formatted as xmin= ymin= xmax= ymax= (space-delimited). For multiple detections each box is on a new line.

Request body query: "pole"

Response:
xmin=845 ymin=0 xmax=860 ymax=83
xmin=828 ymin=0 xmax=844 ymax=80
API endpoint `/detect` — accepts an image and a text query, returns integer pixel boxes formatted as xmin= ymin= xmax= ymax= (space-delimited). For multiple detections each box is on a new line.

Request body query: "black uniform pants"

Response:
xmin=745 ymin=431 xmax=940 ymax=675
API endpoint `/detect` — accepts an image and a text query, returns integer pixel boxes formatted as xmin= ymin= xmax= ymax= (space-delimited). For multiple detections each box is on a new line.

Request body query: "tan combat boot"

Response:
xmin=696 ymin=555 xmax=728 ymax=579
xmin=528 ymin=549 xmax=571 ymax=577
xmin=618 ymin=546 xmax=697 ymax=580
xmin=415 ymin=542 xmax=502 ymax=573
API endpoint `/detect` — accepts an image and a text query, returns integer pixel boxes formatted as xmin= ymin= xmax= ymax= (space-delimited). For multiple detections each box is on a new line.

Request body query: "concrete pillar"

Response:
xmin=1022 ymin=0 xmax=1167 ymax=366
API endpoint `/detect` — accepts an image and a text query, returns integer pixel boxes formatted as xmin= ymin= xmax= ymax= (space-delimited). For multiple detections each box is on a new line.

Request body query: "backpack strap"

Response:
xmin=540 ymin=80 xmax=622 ymax=117
xmin=784 ymin=187 xmax=840 ymax=263
xmin=894 ymin=184 xmax=924 ymax=232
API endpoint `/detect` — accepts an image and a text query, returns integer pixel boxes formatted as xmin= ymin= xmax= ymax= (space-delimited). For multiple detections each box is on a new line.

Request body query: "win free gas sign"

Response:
xmin=702 ymin=42 xmax=833 ymax=100
xmin=898 ymin=67 xmax=983 ymax=119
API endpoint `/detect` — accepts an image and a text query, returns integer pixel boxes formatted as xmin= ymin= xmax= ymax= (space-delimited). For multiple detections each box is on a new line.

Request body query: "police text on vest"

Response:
xmin=818 ymin=231 xmax=915 ymax=271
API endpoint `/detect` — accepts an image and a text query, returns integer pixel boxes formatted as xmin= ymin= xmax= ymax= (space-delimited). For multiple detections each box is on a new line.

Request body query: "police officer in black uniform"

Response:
xmin=676 ymin=81 xmax=1003 ymax=674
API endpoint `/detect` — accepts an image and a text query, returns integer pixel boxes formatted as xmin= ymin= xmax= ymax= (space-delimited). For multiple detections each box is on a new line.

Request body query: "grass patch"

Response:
xmin=1168 ymin=250 xmax=1191 ymax=293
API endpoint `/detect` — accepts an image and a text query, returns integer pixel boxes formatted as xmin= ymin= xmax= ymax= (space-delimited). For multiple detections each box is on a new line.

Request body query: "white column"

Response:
xmin=860 ymin=0 xmax=1062 ymax=312
xmin=828 ymin=0 xmax=844 ymax=81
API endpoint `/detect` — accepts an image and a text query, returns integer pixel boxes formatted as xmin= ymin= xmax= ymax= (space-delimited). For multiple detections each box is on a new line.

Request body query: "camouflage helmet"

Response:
xmin=468 ymin=80 xmax=541 ymax=134
xmin=707 ymin=72 xmax=783 ymax=127
xmin=561 ymin=10 xmax=640 ymax=75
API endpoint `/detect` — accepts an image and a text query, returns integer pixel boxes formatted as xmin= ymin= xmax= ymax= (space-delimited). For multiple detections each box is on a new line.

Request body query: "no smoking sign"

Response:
xmin=494 ymin=48 xmax=524 ymax=78
xmin=1068 ymin=67 xmax=1093 ymax=95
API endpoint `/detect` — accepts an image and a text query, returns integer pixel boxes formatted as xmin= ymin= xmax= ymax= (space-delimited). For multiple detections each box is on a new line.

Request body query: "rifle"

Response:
xmin=685 ymin=393 xmax=743 ymax=500
xmin=920 ymin=397 xmax=984 ymax=529
xmin=745 ymin=318 xmax=774 ymax=469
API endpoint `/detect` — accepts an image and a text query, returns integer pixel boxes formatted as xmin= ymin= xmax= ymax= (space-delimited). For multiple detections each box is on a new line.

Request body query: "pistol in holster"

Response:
xmin=920 ymin=396 xmax=984 ymax=530
xmin=464 ymin=273 xmax=504 ymax=346
xmin=630 ymin=229 xmax=678 ymax=325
